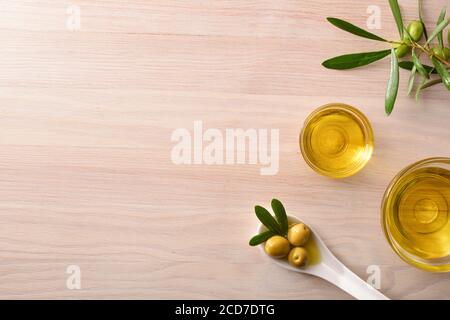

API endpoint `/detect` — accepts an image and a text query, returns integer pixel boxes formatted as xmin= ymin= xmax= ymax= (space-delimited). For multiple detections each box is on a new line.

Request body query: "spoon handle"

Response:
xmin=315 ymin=263 xmax=389 ymax=300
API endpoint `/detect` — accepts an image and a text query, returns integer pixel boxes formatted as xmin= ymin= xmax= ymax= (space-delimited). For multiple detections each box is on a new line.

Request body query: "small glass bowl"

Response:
xmin=299 ymin=103 xmax=374 ymax=178
xmin=381 ymin=158 xmax=450 ymax=272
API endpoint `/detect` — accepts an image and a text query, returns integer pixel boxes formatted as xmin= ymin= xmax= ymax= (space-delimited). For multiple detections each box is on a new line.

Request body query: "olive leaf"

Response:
xmin=436 ymin=8 xmax=446 ymax=47
xmin=249 ymin=230 xmax=275 ymax=246
xmin=385 ymin=49 xmax=399 ymax=115
xmin=399 ymin=61 xmax=437 ymax=74
xmin=326 ymin=17 xmax=387 ymax=42
xmin=418 ymin=0 xmax=428 ymax=40
xmin=271 ymin=199 xmax=288 ymax=236
xmin=254 ymin=205 xmax=282 ymax=234
xmin=426 ymin=18 xmax=450 ymax=45
xmin=415 ymin=77 xmax=427 ymax=101
xmin=389 ymin=0 xmax=404 ymax=38
xmin=431 ymin=57 xmax=450 ymax=91
xmin=322 ymin=49 xmax=391 ymax=70
xmin=420 ymin=78 xmax=443 ymax=90
xmin=412 ymin=50 xmax=429 ymax=79
xmin=407 ymin=66 xmax=417 ymax=96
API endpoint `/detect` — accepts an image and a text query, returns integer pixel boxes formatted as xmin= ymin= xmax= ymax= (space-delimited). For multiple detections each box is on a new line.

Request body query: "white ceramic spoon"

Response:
xmin=258 ymin=215 xmax=389 ymax=300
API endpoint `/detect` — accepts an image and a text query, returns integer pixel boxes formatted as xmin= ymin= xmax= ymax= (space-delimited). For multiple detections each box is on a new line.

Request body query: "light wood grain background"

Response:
xmin=0 ymin=0 xmax=449 ymax=299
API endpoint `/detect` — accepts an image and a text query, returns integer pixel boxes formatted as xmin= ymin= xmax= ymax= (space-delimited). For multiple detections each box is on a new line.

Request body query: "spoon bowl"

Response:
xmin=257 ymin=214 xmax=389 ymax=300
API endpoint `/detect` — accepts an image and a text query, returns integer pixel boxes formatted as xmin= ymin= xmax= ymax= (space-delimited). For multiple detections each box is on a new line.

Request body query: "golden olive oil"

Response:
xmin=303 ymin=236 xmax=321 ymax=266
xmin=300 ymin=104 xmax=373 ymax=178
xmin=385 ymin=166 xmax=450 ymax=263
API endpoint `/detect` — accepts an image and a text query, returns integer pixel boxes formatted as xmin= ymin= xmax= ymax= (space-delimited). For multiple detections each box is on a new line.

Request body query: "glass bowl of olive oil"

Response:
xmin=299 ymin=103 xmax=374 ymax=178
xmin=382 ymin=158 xmax=450 ymax=272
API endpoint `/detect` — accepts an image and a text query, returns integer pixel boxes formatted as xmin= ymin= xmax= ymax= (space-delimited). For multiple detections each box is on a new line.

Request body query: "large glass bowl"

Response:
xmin=381 ymin=158 xmax=450 ymax=272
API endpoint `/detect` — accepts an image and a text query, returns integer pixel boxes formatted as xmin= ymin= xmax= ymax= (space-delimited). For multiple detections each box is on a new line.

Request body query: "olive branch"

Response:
xmin=322 ymin=0 xmax=450 ymax=115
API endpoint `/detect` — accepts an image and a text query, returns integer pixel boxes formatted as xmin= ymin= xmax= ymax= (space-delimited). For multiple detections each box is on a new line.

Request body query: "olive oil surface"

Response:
xmin=301 ymin=105 xmax=373 ymax=178
xmin=387 ymin=167 xmax=450 ymax=260
xmin=303 ymin=236 xmax=321 ymax=266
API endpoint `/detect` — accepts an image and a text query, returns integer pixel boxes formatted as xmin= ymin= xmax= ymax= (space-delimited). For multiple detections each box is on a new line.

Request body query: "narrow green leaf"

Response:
xmin=399 ymin=61 xmax=437 ymax=74
xmin=420 ymin=78 xmax=443 ymax=90
xmin=271 ymin=199 xmax=288 ymax=236
xmin=327 ymin=17 xmax=387 ymax=42
xmin=385 ymin=49 xmax=399 ymax=115
xmin=407 ymin=65 xmax=416 ymax=96
xmin=436 ymin=8 xmax=446 ymax=47
xmin=415 ymin=77 xmax=427 ymax=101
xmin=249 ymin=230 xmax=275 ymax=246
xmin=254 ymin=206 xmax=282 ymax=234
xmin=389 ymin=0 xmax=404 ymax=38
xmin=431 ymin=57 xmax=450 ymax=91
xmin=418 ymin=0 xmax=428 ymax=40
xmin=412 ymin=50 xmax=429 ymax=79
xmin=322 ymin=49 xmax=391 ymax=70
xmin=426 ymin=18 xmax=450 ymax=45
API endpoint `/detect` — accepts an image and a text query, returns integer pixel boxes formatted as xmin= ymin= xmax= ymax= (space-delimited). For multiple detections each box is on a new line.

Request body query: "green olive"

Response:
xmin=431 ymin=46 xmax=446 ymax=60
xmin=407 ymin=21 xmax=424 ymax=42
xmin=288 ymin=247 xmax=308 ymax=268
xmin=395 ymin=44 xmax=410 ymax=58
xmin=265 ymin=236 xmax=290 ymax=258
xmin=444 ymin=47 xmax=450 ymax=61
xmin=288 ymin=223 xmax=311 ymax=246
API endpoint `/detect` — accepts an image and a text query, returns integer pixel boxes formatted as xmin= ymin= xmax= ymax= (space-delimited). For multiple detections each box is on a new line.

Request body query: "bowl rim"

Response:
xmin=381 ymin=157 xmax=450 ymax=272
xmin=299 ymin=103 xmax=374 ymax=179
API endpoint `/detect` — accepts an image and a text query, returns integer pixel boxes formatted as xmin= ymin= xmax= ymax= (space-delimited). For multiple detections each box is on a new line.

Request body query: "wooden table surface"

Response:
xmin=0 ymin=0 xmax=449 ymax=299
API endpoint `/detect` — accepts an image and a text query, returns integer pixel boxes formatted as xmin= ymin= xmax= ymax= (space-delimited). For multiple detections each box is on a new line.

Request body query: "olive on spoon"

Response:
xmin=257 ymin=215 xmax=389 ymax=300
